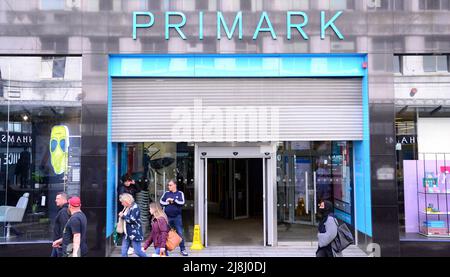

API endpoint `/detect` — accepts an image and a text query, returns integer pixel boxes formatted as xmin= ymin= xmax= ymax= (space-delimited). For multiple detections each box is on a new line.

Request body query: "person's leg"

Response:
xmin=132 ymin=240 xmax=147 ymax=257
xmin=56 ymin=247 xmax=64 ymax=257
xmin=50 ymin=247 xmax=58 ymax=257
xmin=174 ymin=215 xmax=186 ymax=252
xmin=121 ymin=237 xmax=130 ymax=257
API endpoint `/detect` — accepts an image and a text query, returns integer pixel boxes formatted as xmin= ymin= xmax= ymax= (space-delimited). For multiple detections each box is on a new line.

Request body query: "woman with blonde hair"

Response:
xmin=118 ymin=193 xmax=147 ymax=257
xmin=143 ymin=202 xmax=169 ymax=256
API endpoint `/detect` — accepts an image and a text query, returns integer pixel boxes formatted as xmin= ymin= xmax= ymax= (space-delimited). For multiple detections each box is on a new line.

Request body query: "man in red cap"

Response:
xmin=53 ymin=196 xmax=88 ymax=257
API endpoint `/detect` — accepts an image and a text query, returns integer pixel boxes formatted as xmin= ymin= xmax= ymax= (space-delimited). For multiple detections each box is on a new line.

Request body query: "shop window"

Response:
xmin=0 ymin=56 xmax=82 ymax=244
xmin=423 ymin=55 xmax=449 ymax=72
xmin=117 ymin=142 xmax=195 ymax=241
xmin=419 ymin=0 xmax=450 ymax=10
xmin=277 ymin=141 xmax=356 ymax=242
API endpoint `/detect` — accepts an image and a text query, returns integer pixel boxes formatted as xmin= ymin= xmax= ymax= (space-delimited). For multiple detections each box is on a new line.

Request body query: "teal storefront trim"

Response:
xmin=106 ymin=54 xmax=371 ymax=238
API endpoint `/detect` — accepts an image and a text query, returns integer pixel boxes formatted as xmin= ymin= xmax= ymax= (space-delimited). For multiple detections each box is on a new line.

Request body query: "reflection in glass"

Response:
xmin=277 ymin=141 xmax=355 ymax=242
xmin=0 ymin=56 xmax=81 ymax=244
xmin=117 ymin=142 xmax=194 ymax=242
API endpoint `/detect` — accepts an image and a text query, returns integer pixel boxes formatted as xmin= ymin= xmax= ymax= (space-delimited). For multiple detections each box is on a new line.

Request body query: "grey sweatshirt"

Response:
xmin=318 ymin=216 xmax=338 ymax=248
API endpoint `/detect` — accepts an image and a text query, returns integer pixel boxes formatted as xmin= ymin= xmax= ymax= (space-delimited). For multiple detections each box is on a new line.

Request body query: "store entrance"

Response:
xmin=207 ymin=158 xmax=263 ymax=246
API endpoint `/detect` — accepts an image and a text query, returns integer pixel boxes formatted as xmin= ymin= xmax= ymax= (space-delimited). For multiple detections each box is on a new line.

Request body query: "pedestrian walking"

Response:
xmin=316 ymin=200 xmax=341 ymax=257
xmin=51 ymin=192 xmax=70 ymax=257
xmin=53 ymin=196 xmax=88 ymax=257
xmin=143 ymin=202 xmax=169 ymax=256
xmin=119 ymin=193 xmax=147 ymax=257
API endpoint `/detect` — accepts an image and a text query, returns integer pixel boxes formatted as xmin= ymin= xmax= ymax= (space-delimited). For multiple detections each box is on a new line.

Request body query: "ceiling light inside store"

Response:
xmin=22 ymin=114 xmax=29 ymax=121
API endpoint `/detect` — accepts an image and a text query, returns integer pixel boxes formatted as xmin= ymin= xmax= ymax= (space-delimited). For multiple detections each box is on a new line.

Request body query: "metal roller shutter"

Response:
xmin=111 ymin=78 xmax=363 ymax=142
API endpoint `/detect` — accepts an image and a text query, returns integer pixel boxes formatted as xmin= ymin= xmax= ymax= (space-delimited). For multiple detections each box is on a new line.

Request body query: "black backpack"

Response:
xmin=331 ymin=218 xmax=354 ymax=253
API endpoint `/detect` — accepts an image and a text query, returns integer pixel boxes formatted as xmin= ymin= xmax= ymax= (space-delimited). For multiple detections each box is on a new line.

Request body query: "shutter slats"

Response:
xmin=112 ymin=78 xmax=363 ymax=142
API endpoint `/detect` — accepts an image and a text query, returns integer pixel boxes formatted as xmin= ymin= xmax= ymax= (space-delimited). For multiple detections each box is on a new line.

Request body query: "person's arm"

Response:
xmin=70 ymin=218 xmax=82 ymax=257
xmin=52 ymin=238 xmax=63 ymax=248
xmin=317 ymin=217 xmax=338 ymax=248
xmin=160 ymin=192 xmax=170 ymax=206
xmin=174 ymin=191 xmax=185 ymax=206
xmin=143 ymin=232 xmax=153 ymax=250
xmin=57 ymin=209 xmax=70 ymax=241
xmin=72 ymin=233 xmax=81 ymax=257
xmin=53 ymin=212 xmax=62 ymax=243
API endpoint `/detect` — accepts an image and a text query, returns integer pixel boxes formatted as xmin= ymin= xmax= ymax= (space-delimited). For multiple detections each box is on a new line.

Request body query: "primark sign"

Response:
xmin=132 ymin=11 xmax=344 ymax=40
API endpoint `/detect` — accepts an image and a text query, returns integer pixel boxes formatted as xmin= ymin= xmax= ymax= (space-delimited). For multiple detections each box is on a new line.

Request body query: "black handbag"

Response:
xmin=331 ymin=218 xmax=354 ymax=253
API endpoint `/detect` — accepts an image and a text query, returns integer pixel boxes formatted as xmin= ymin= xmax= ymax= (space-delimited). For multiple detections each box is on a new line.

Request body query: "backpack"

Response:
xmin=331 ymin=218 xmax=354 ymax=253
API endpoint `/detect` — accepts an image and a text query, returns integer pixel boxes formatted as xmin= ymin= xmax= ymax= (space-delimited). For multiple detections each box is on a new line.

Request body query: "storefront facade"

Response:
xmin=0 ymin=0 xmax=449 ymax=257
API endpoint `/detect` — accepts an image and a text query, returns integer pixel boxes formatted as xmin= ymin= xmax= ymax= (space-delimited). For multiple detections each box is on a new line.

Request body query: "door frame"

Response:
xmin=195 ymin=143 xmax=276 ymax=247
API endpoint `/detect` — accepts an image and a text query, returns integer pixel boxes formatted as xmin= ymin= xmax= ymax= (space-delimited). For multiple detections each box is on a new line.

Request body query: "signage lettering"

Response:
xmin=132 ymin=11 xmax=345 ymax=40
xmin=0 ymin=133 xmax=33 ymax=146
xmin=397 ymin=135 xmax=416 ymax=145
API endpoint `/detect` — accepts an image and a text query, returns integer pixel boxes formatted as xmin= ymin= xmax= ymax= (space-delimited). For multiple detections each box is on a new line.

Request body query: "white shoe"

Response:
xmin=128 ymin=248 xmax=135 ymax=255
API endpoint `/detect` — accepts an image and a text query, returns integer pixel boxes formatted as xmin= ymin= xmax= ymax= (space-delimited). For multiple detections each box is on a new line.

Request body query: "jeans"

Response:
xmin=121 ymin=237 xmax=147 ymax=257
xmin=168 ymin=214 xmax=185 ymax=251
xmin=155 ymin=247 xmax=169 ymax=256
xmin=50 ymin=247 xmax=63 ymax=257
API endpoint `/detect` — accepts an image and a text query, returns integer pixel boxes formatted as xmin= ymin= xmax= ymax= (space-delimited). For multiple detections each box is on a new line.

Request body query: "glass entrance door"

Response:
xmin=196 ymin=143 xmax=275 ymax=247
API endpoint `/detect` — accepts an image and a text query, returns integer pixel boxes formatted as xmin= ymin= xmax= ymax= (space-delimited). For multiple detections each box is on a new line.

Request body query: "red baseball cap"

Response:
xmin=68 ymin=196 xmax=81 ymax=207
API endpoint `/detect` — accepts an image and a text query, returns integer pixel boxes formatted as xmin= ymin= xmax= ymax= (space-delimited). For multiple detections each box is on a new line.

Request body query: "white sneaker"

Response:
xmin=128 ymin=248 xmax=135 ymax=255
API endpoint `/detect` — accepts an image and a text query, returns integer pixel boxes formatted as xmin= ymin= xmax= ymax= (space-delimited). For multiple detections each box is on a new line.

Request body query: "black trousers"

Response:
xmin=316 ymin=245 xmax=334 ymax=257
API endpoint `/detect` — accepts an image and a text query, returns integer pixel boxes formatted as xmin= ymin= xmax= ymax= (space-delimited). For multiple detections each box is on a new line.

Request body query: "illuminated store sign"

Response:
xmin=132 ymin=11 xmax=344 ymax=40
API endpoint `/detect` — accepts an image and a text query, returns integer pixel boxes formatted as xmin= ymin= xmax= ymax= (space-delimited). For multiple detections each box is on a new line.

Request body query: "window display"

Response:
xmin=0 ymin=56 xmax=82 ymax=244
xmin=117 ymin=142 xmax=194 ymax=242
xmin=277 ymin=141 xmax=355 ymax=242
xmin=404 ymin=157 xmax=450 ymax=237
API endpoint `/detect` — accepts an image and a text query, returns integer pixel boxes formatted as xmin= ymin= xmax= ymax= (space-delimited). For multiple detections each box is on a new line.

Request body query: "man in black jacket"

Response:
xmin=118 ymin=173 xmax=142 ymax=211
xmin=51 ymin=192 xmax=70 ymax=257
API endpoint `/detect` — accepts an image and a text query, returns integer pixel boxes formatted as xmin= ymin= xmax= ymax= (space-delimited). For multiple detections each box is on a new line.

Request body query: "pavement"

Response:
xmin=109 ymin=243 xmax=369 ymax=257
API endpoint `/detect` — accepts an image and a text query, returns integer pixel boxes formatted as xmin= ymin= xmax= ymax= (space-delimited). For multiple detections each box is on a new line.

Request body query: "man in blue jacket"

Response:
xmin=160 ymin=179 xmax=188 ymax=256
